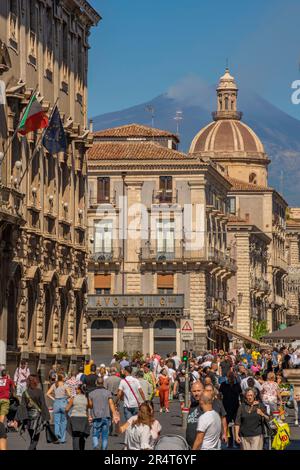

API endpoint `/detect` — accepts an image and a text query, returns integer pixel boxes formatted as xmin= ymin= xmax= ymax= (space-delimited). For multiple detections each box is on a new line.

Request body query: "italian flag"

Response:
xmin=18 ymin=93 xmax=49 ymax=135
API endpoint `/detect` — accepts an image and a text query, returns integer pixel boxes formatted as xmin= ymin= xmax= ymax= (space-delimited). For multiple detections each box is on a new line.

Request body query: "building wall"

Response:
xmin=0 ymin=0 xmax=100 ymax=375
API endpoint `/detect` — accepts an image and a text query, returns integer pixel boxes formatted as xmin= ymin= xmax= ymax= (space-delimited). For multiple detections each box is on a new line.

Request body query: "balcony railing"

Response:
xmin=152 ymin=189 xmax=178 ymax=205
xmin=212 ymin=110 xmax=243 ymax=121
xmin=89 ymin=193 xmax=117 ymax=208
xmin=91 ymin=248 xmax=122 ymax=263
xmin=272 ymin=255 xmax=288 ymax=272
xmin=140 ymin=244 xmax=236 ymax=271
xmin=0 ymin=184 xmax=24 ymax=223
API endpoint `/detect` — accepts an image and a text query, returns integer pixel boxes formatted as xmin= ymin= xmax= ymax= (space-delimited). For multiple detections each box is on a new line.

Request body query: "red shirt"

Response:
xmin=0 ymin=376 xmax=14 ymax=400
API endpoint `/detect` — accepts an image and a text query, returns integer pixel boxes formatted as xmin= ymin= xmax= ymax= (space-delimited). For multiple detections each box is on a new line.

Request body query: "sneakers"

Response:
xmin=295 ymin=420 xmax=299 ymax=426
xmin=160 ymin=408 xmax=163 ymax=413
xmin=165 ymin=409 xmax=169 ymax=413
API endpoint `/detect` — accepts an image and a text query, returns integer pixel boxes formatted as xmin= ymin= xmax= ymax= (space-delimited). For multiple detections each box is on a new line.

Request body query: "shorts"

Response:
xmin=0 ymin=399 xmax=10 ymax=417
xmin=0 ymin=422 xmax=7 ymax=439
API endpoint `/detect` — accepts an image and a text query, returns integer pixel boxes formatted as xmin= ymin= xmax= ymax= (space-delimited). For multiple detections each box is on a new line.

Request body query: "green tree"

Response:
xmin=252 ymin=320 xmax=269 ymax=341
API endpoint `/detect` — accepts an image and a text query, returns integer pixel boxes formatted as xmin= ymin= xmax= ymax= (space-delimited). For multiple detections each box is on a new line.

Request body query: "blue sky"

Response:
xmin=88 ymin=0 xmax=300 ymax=120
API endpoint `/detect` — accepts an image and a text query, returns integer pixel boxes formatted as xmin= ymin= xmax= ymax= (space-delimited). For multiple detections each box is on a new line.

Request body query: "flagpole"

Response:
xmin=0 ymin=84 xmax=38 ymax=168
xmin=18 ymin=97 xmax=60 ymax=186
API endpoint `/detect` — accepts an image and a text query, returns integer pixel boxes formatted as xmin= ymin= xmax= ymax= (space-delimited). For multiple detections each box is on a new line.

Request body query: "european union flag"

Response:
xmin=42 ymin=105 xmax=67 ymax=154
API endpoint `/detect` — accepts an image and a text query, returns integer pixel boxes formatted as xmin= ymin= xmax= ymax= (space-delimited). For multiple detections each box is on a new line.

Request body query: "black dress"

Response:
xmin=16 ymin=387 xmax=50 ymax=450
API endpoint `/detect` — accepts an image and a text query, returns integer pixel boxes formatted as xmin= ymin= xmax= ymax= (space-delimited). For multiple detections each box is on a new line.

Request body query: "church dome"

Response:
xmin=190 ymin=119 xmax=265 ymax=156
xmin=189 ymin=68 xmax=267 ymax=161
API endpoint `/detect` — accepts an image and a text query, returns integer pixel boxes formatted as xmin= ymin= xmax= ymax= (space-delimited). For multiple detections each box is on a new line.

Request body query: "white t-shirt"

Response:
xmin=172 ymin=356 xmax=181 ymax=370
xmin=196 ymin=410 xmax=221 ymax=450
xmin=191 ymin=370 xmax=200 ymax=381
xmin=118 ymin=376 xmax=143 ymax=408
xmin=167 ymin=368 xmax=176 ymax=383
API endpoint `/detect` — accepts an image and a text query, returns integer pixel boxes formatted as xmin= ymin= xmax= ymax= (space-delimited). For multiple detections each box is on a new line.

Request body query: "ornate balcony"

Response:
xmin=89 ymin=248 xmax=123 ymax=271
xmin=0 ymin=184 xmax=25 ymax=225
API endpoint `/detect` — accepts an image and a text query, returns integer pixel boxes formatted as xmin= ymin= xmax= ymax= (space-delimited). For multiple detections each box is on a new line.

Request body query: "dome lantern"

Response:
xmin=212 ymin=68 xmax=242 ymax=121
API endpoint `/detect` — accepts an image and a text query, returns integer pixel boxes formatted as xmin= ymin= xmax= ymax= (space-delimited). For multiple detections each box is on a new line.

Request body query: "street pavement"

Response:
xmin=6 ymin=398 xmax=300 ymax=450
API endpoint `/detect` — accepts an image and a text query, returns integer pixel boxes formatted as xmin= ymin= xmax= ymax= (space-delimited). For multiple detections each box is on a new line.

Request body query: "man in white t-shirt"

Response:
xmin=192 ymin=391 xmax=221 ymax=450
xmin=117 ymin=366 xmax=145 ymax=420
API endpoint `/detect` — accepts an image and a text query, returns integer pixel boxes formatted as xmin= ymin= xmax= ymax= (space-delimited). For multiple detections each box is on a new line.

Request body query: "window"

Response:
xmin=97 ymin=177 xmax=110 ymax=203
xmin=29 ymin=0 xmax=36 ymax=32
xmin=95 ymin=288 xmax=111 ymax=295
xmin=159 ymin=176 xmax=172 ymax=202
xmin=9 ymin=0 xmax=18 ymax=48
xmin=157 ymin=274 xmax=174 ymax=294
xmin=227 ymin=197 xmax=236 ymax=215
xmin=94 ymin=220 xmax=113 ymax=254
xmin=157 ymin=220 xmax=175 ymax=255
xmin=249 ymin=172 xmax=257 ymax=184
xmin=94 ymin=274 xmax=111 ymax=293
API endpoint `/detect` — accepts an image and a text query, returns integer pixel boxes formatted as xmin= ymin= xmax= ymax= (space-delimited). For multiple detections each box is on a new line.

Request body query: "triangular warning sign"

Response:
xmin=182 ymin=321 xmax=192 ymax=331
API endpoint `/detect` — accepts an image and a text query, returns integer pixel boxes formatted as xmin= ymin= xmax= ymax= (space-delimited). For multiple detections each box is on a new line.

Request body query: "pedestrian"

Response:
xmin=65 ymin=370 xmax=81 ymax=398
xmin=192 ymin=391 xmax=222 ymax=450
xmin=88 ymin=377 xmax=118 ymax=450
xmin=14 ymin=360 xmax=30 ymax=400
xmin=158 ymin=369 xmax=170 ymax=413
xmin=46 ymin=373 xmax=71 ymax=444
xmin=15 ymin=374 xmax=50 ymax=450
xmin=261 ymin=372 xmax=283 ymax=414
xmin=48 ymin=364 xmax=57 ymax=386
xmin=235 ymin=388 xmax=269 ymax=450
xmin=105 ymin=367 xmax=121 ymax=436
xmin=76 ymin=365 xmax=85 ymax=382
xmin=143 ymin=364 xmax=157 ymax=400
xmin=117 ymin=366 xmax=145 ymax=420
xmin=0 ymin=369 xmax=14 ymax=424
xmin=186 ymin=381 xmax=204 ymax=447
xmin=116 ymin=402 xmax=159 ymax=450
xmin=219 ymin=372 xmax=242 ymax=447
xmin=0 ymin=422 xmax=7 ymax=451
xmin=172 ymin=352 xmax=181 ymax=370
xmin=81 ymin=363 xmax=98 ymax=394
xmin=136 ymin=370 xmax=153 ymax=402
xmin=204 ymin=384 xmax=228 ymax=444
xmin=65 ymin=384 xmax=90 ymax=450
xmin=120 ymin=356 xmax=130 ymax=369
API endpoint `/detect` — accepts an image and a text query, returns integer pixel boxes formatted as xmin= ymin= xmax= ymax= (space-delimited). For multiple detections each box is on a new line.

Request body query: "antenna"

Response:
xmin=145 ymin=105 xmax=155 ymax=128
xmin=174 ymin=110 xmax=183 ymax=137
xmin=226 ymin=57 xmax=229 ymax=69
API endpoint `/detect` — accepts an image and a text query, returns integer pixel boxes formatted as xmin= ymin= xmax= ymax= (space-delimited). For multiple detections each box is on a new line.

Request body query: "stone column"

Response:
xmin=189 ymin=271 xmax=207 ymax=352
xmin=235 ymin=233 xmax=251 ymax=337
xmin=125 ymin=181 xmax=144 ymax=294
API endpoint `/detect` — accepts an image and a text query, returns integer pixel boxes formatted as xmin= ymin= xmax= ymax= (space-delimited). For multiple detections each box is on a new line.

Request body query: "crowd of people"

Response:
xmin=0 ymin=344 xmax=299 ymax=451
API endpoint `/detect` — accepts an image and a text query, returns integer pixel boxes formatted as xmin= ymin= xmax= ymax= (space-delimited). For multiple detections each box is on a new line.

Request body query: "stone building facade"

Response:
xmin=87 ymin=124 xmax=237 ymax=362
xmin=86 ymin=68 xmax=294 ymax=362
xmin=286 ymin=208 xmax=300 ymax=325
xmin=0 ymin=0 xmax=100 ymax=377
xmin=190 ymin=68 xmax=289 ymax=339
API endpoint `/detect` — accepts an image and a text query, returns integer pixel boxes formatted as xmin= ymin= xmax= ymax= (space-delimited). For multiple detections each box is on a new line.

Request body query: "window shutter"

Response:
xmin=94 ymin=274 xmax=111 ymax=289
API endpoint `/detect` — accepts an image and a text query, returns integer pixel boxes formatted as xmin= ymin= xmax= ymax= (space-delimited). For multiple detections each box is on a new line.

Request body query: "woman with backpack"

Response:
xmin=46 ymin=374 xmax=71 ymax=444
xmin=14 ymin=374 xmax=50 ymax=450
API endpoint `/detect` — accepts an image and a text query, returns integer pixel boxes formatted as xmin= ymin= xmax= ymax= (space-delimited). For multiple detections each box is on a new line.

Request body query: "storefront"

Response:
xmin=87 ymin=294 xmax=184 ymax=363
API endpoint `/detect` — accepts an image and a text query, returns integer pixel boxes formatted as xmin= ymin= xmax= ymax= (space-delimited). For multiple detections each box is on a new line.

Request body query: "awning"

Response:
xmin=263 ymin=322 xmax=300 ymax=341
xmin=214 ymin=324 xmax=269 ymax=348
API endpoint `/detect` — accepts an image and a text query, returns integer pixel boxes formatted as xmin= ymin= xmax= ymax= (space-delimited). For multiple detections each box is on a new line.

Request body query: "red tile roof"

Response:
xmin=227 ymin=177 xmax=272 ymax=192
xmin=88 ymin=141 xmax=188 ymax=161
xmin=93 ymin=123 xmax=179 ymax=141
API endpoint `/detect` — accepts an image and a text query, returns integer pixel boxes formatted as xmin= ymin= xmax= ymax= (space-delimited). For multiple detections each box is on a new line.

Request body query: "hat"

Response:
xmin=100 ymin=364 xmax=106 ymax=368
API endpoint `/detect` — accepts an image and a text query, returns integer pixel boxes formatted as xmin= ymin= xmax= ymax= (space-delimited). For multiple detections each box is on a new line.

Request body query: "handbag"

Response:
xmin=45 ymin=423 xmax=59 ymax=444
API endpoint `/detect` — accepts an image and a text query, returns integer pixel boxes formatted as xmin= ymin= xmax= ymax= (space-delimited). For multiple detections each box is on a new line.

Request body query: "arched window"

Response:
xmin=225 ymin=96 xmax=229 ymax=110
xmin=249 ymin=172 xmax=257 ymax=184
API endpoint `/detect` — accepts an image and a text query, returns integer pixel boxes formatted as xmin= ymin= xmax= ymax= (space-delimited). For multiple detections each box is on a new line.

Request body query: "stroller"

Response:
xmin=154 ymin=434 xmax=190 ymax=450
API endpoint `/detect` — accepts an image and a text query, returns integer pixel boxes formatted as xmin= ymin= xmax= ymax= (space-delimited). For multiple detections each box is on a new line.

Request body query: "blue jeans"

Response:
xmin=92 ymin=417 xmax=111 ymax=450
xmin=53 ymin=398 xmax=68 ymax=443
xmin=124 ymin=407 xmax=139 ymax=421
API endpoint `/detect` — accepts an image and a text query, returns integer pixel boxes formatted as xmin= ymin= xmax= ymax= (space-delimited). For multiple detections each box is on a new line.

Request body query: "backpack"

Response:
xmin=154 ymin=434 xmax=190 ymax=450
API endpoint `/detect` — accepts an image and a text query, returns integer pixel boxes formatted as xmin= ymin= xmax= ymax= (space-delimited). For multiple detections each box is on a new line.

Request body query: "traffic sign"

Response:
xmin=180 ymin=319 xmax=194 ymax=341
